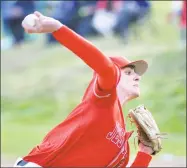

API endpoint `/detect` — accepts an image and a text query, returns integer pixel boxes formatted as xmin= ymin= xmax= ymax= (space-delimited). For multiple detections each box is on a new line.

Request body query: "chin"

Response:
xmin=131 ymin=90 xmax=140 ymax=99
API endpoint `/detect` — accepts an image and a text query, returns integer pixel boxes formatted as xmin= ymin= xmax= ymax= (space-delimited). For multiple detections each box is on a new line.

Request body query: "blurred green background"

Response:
xmin=1 ymin=1 xmax=186 ymax=162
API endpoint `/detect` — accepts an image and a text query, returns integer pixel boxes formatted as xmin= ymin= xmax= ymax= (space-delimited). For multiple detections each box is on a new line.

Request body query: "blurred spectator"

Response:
xmin=180 ymin=0 xmax=186 ymax=47
xmin=76 ymin=1 xmax=98 ymax=37
xmin=34 ymin=1 xmax=49 ymax=15
xmin=113 ymin=0 xmax=151 ymax=43
xmin=1 ymin=1 xmax=35 ymax=47
xmin=1 ymin=1 xmax=16 ymax=49
xmin=24 ymin=1 xmax=48 ymax=42
xmin=167 ymin=0 xmax=186 ymax=48
xmin=94 ymin=0 xmax=121 ymax=13
xmin=46 ymin=1 xmax=80 ymax=44
xmin=167 ymin=1 xmax=182 ymax=24
xmin=91 ymin=0 xmax=120 ymax=37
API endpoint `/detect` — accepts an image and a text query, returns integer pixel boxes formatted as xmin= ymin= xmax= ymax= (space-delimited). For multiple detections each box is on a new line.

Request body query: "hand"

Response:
xmin=22 ymin=11 xmax=63 ymax=34
xmin=138 ymin=142 xmax=154 ymax=155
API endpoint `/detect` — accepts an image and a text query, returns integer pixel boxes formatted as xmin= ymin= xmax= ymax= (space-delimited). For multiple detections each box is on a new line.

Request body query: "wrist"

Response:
xmin=139 ymin=143 xmax=154 ymax=155
xmin=53 ymin=20 xmax=64 ymax=32
xmin=139 ymin=149 xmax=152 ymax=155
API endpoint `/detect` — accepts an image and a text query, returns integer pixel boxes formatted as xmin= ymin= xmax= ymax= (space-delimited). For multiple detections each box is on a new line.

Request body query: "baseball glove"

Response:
xmin=128 ymin=105 xmax=167 ymax=155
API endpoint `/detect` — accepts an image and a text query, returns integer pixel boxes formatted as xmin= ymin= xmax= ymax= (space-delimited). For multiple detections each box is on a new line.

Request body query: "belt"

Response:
xmin=16 ymin=159 xmax=42 ymax=167
xmin=17 ymin=160 xmax=29 ymax=166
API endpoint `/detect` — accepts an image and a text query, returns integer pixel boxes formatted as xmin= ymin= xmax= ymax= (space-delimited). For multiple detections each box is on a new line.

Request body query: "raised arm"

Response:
xmin=52 ymin=25 xmax=118 ymax=90
xmin=22 ymin=11 xmax=118 ymax=91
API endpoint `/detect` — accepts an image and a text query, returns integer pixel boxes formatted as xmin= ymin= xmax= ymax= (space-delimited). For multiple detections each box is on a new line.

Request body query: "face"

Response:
xmin=117 ymin=66 xmax=141 ymax=101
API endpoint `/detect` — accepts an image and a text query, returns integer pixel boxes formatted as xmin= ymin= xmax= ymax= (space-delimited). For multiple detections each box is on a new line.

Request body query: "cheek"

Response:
xmin=119 ymin=77 xmax=133 ymax=90
xmin=120 ymin=76 xmax=132 ymax=86
xmin=119 ymin=75 xmax=140 ymax=96
xmin=121 ymin=78 xmax=139 ymax=92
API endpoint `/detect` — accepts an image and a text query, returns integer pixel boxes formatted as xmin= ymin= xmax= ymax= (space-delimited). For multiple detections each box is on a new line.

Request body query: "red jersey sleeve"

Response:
xmin=52 ymin=26 xmax=117 ymax=91
xmin=130 ymin=152 xmax=152 ymax=167
xmin=93 ymin=65 xmax=121 ymax=98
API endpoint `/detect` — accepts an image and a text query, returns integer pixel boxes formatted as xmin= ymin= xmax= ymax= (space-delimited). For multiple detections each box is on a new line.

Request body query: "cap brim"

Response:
xmin=126 ymin=60 xmax=148 ymax=76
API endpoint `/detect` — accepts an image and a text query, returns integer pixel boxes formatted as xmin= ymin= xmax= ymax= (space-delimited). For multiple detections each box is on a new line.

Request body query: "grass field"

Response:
xmin=1 ymin=1 xmax=186 ymax=160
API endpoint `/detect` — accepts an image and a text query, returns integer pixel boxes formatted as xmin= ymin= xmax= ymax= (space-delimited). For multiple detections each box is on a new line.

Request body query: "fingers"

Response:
xmin=22 ymin=14 xmax=42 ymax=34
xmin=22 ymin=20 xmax=38 ymax=34
xmin=34 ymin=11 xmax=46 ymax=25
xmin=35 ymin=18 xmax=44 ymax=33
xmin=24 ymin=27 xmax=38 ymax=34
xmin=22 ymin=12 xmax=57 ymax=34
xmin=34 ymin=11 xmax=44 ymax=18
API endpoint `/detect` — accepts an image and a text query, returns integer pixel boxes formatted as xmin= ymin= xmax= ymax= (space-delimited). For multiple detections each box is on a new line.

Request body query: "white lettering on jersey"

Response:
xmin=106 ymin=122 xmax=125 ymax=148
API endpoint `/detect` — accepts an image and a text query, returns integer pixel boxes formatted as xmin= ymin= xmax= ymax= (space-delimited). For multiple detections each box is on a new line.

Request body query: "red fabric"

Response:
xmin=110 ymin=56 xmax=131 ymax=67
xmin=130 ymin=152 xmax=152 ymax=167
xmin=23 ymin=69 xmax=132 ymax=167
xmin=96 ymin=0 xmax=107 ymax=9
xmin=23 ymin=25 xmax=152 ymax=167
xmin=180 ymin=0 xmax=186 ymax=28
xmin=96 ymin=0 xmax=121 ymax=10
xmin=52 ymin=26 xmax=117 ymax=90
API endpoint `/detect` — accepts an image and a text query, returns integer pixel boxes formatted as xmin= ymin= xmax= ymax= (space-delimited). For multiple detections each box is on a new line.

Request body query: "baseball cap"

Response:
xmin=109 ymin=56 xmax=148 ymax=76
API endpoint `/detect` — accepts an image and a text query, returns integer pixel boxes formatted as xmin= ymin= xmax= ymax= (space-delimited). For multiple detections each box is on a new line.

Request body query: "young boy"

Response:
xmin=14 ymin=11 xmax=154 ymax=167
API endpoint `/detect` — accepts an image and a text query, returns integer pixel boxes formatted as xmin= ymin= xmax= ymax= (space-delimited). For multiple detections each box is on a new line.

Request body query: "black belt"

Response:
xmin=17 ymin=160 xmax=29 ymax=166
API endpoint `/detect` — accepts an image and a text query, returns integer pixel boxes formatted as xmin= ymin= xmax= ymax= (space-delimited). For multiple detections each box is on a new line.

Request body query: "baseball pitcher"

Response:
xmin=13 ymin=11 xmax=165 ymax=167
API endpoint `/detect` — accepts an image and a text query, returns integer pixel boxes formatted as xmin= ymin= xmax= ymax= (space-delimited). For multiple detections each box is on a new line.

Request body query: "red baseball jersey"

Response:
xmin=23 ymin=67 xmax=132 ymax=167
xmin=23 ymin=26 xmax=152 ymax=167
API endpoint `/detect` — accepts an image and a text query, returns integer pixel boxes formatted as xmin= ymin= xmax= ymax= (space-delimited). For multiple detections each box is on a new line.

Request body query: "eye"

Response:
xmin=124 ymin=70 xmax=132 ymax=75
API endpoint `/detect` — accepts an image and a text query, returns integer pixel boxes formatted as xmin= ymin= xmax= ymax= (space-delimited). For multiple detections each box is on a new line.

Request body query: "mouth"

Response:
xmin=133 ymin=84 xmax=139 ymax=87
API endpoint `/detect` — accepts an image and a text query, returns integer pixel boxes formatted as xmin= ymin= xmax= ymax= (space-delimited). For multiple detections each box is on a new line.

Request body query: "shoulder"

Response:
xmin=82 ymin=65 xmax=121 ymax=101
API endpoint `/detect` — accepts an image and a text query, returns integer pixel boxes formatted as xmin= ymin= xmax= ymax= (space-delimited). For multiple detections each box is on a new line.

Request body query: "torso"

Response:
xmin=23 ymin=71 xmax=133 ymax=167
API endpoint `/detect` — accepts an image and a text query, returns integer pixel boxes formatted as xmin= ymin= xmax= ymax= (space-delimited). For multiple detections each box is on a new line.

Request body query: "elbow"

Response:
xmin=99 ymin=63 xmax=116 ymax=78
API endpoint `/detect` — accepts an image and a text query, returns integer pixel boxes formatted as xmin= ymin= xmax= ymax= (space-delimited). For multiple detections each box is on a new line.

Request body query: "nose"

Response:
xmin=134 ymin=75 xmax=141 ymax=81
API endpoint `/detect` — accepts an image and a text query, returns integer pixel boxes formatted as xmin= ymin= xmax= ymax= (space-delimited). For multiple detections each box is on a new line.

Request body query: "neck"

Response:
xmin=117 ymin=93 xmax=130 ymax=107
